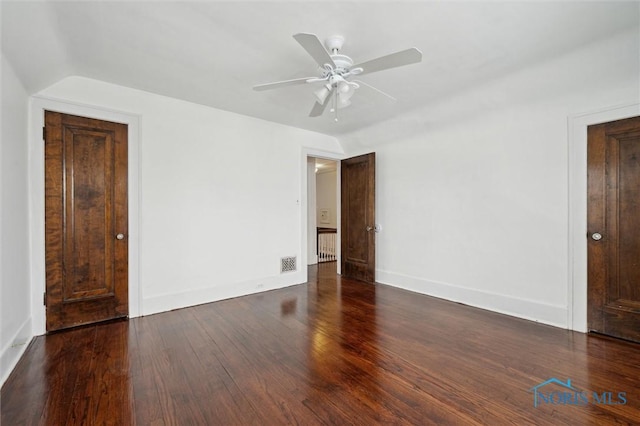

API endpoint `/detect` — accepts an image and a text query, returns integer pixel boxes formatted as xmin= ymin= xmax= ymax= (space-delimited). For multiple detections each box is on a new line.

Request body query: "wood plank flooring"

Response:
xmin=3 ymin=262 xmax=640 ymax=425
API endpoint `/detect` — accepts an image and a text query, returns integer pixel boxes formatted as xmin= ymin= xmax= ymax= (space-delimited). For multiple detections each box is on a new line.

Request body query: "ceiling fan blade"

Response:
xmin=353 ymin=80 xmax=396 ymax=102
xmin=309 ymin=102 xmax=325 ymax=117
xmin=293 ymin=33 xmax=336 ymax=69
xmin=309 ymin=87 xmax=335 ymax=117
xmin=353 ymin=48 xmax=422 ymax=76
xmin=253 ymin=77 xmax=315 ymax=91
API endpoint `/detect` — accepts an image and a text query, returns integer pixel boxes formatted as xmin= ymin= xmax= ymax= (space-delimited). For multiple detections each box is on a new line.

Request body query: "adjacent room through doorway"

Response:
xmin=307 ymin=157 xmax=339 ymax=268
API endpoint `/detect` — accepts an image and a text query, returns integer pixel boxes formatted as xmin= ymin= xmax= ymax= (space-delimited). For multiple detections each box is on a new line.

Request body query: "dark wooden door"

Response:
xmin=588 ymin=116 xmax=640 ymax=342
xmin=44 ymin=111 xmax=128 ymax=332
xmin=341 ymin=153 xmax=375 ymax=282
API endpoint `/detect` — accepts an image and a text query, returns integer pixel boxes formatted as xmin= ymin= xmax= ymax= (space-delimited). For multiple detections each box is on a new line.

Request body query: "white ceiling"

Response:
xmin=2 ymin=1 xmax=638 ymax=138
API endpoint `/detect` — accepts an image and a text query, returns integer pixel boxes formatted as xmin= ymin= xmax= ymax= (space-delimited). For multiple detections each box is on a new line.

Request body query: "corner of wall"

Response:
xmin=1 ymin=52 xmax=34 ymax=388
xmin=0 ymin=317 xmax=33 ymax=387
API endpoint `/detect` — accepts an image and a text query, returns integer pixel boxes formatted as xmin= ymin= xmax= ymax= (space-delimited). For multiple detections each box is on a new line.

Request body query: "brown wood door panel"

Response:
xmin=341 ymin=153 xmax=375 ymax=282
xmin=588 ymin=115 xmax=640 ymax=342
xmin=45 ymin=111 xmax=128 ymax=332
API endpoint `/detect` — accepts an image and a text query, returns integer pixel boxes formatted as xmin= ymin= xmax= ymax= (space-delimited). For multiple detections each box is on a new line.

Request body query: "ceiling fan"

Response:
xmin=253 ymin=33 xmax=422 ymax=121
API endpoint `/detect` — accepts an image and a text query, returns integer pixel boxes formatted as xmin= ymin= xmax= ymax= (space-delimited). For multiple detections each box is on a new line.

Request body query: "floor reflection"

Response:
xmin=305 ymin=262 xmax=381 ymax=415
xmin=3 ymin=320 xmax=134 ymax=425
xmin=280 ymin=297 xmax=298 ymax=316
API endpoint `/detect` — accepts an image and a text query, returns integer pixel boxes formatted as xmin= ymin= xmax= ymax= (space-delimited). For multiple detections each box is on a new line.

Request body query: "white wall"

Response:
xmin=316 ymin=169 xmax=338 ymax=229
xmin=341 ymin=28 xmax=639 ymax=328
xmin=35 ymin=77 xmax=342 ymax=318
xmin=1 ymin=54 xmax=32 ymax=385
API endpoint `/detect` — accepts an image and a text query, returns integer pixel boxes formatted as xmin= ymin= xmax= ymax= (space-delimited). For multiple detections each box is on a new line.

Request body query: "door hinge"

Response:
xmin=43 ymin=126 xmax=46 ymax=141
xmin=43 ymin=291 xmax=47 ymax=306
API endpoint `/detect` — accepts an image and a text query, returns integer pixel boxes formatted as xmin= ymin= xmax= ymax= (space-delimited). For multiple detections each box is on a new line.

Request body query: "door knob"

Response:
xmin=116 ymin=233 xmax=125 ymax=240
xmin=366 ymin=226 xmax=373 ymax=232
xmin=591 ymin=232 xmax=602 ymax=241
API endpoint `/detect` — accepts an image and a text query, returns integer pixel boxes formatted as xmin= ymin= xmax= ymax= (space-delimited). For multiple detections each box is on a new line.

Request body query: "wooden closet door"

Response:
xmin=588 ymin=116 xmax=640 ymax=342
xmin=341 ymin=153 xmax=375 ymax=282
xmin=45 ymin=111 xmax=128 ymax=331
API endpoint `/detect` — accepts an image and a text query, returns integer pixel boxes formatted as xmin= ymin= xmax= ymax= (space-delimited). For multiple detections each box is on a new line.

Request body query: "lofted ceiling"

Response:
xmin=2 ymin=1 xmax=638 ymax=138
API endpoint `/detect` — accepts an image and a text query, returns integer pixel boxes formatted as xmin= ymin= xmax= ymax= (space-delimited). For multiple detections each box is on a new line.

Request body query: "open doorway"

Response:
xmin=307 ymin=157 xmax=339 ymax=269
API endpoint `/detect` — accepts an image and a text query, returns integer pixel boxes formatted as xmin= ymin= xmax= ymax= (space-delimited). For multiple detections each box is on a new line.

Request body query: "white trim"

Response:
xmin=567 ymin=103 xmax=640 ymax=332
xmin=307 ymin=158 xmax=318 ymax=265
xmin=301 ymin=148 xmax=345 ymax=278
xmin=29 ymin=95 xmax=142 ymax=336
xmin=0 ymin=317 xmax=32 ymax=386
xmin=378 ymin=270 xmax=568 ymax=328
xmin=143 ymin=272 xmax=305 ymax=316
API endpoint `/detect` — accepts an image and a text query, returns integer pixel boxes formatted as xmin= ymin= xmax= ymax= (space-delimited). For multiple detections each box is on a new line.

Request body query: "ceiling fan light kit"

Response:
xmin=253 ymin=33 xmax=422 ymax=122
xmin=314 ymin=85 xmax=332 ymax=104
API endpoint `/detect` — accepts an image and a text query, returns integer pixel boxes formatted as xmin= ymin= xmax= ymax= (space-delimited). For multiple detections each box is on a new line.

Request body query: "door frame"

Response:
xmin=301 ymin=148 xmax=345 ymax=279
xmin=568 ymin=102 xmax=640 ymax=332
xmin=29 ymin=96 xmax=141 ymax=336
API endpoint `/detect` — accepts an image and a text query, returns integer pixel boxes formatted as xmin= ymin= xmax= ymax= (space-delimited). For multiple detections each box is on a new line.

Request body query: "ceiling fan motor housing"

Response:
xmin=332 ymin=54 xmax=353 ymax=71
xmin=320 ymin=35 xmax=354 ymax=77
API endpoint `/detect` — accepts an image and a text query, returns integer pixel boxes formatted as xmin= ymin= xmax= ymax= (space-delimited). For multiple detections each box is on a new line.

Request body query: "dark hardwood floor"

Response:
xmin=3 ymin=262 xmax=640 ymax=425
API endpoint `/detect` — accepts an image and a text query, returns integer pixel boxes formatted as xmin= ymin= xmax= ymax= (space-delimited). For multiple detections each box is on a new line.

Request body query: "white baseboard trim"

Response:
xmin=377 ymin=270 xmax=568 ymax=328
xmin=1 ymin=317 xmax=33 ymax=387
xmin=142 ymin=271 xmax=307 ymax=316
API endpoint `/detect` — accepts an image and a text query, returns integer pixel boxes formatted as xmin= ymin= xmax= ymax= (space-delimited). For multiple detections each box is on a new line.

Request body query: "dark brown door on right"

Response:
xmin=341 ymin=153 xmax=375 ymax=282
xmin=588 ymin=116 xmax=640 ymax=342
